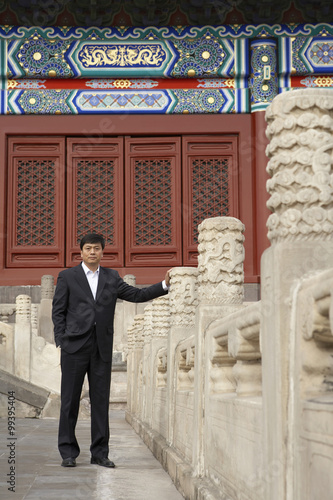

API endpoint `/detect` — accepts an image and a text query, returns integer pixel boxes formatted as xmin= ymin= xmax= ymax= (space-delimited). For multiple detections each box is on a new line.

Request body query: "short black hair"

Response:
xmin=80 ymin=233 xmax=105 ymax=250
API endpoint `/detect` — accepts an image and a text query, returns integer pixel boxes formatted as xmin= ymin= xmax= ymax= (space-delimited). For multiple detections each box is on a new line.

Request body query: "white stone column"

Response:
xmin=261 ymin=89 xmax=333 ymax=500
xmin=14 ymin=294 xmax=32 ymax=381
xmin=142 ymin=303 xmax=153 ymax=426
xmin=39 ymin=275 xmax=54 ymax=343
xmin=149 ymin=296 xmax=170 ymax=439
xmin=167 ymin=267 xmax=198 ymax=449
xmin=193 ymin=216 xmax=245 ymax=476
xmin=129 ymin=314 xmax=145 ymax=418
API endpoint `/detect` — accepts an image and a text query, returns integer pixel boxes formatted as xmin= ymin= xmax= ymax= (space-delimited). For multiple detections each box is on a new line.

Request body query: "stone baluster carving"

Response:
xmin=265 ymin=90 xmax=333 ymax=244
xmin=207 ymin=303 xmax=262 ymax=397
xmin=143 ymin=303 xmax=153 ymax=345
xmin=0 ymin=305 xmax=15 ymax=323
xmin=39 ymin=275 xmax=55 ymax=343
xmin=197 ymin=216 xmax=245 ymax=305
xmin=151 ymin=296 xmax=170 ymax=338
xmin=262 ymin=89 xmax=333 ymax=500
xmin=31 ymin=304 xmax=38 ymax=332
xmin=123 ymin=274 xmax=136 ymax=286
xmin=127 ymin=325 xmax=135 ymax=352
xmin=41 ymin=275 xmax=55 ymax=299
xmin=169 ymin=267 xmax=198 ymax=326
xmin=0 ymin=321 xmax=13 ymax=372
xmin=157 ymin=347 xmax=168 ymax=388
xmin=229 ymin=302 xmax=262 ymax=397
xmin=132 ymin=314 xmax=145 ymax=349
xmin=208 ymin=319 xmax=236 ymax=393
xmin=297 ymin=269 xmax=333 ymax=396
xmin=15 ymin=294 xmax=32 ymax=380
xmin=16 ymin=294 xmax=31 ymax=324
xmin=177 ymin=339 xmax=195 ymax=390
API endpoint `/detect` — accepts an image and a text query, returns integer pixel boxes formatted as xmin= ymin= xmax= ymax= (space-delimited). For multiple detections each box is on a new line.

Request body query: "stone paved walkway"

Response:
xmin=0 ymin=410 xmax=185 ymax=500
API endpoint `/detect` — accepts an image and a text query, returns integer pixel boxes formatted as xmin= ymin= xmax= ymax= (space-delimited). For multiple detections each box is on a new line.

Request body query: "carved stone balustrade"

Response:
xmin=143 ymin=303 xmax=153 ymax=345
xmin=176 ymin=337 xmax=195 ymax=391
xmin=266 ymin=90 xmax=333 ymax=245
xmin=169 ymin=267 xmax=198 ymax=327
xmin=41 ymin=275 xmax=54 ymax=299
xmin=262 ymin=89 xmax=333 ymax=500
xmin=207 ymin=302 xmax=261 ymax=396
xmin=208 ymin=319 xmax=236 ymax=394
xmin=295 ymin=268 xmax=333 ymax=396
xmin=197 ymin=216 xmax=245 ymax=305
xmin=0 ymin=305 xmax=15 ymax=323
xmin=157 ymin=347 xmax=168 ymax=388
xmin=228 ymin=302 xmax=262 ymax=397
xmin=128 ymin=314 xmax=145 ymax=350
xmin=150 ymin=296 xmax=170 ymax=338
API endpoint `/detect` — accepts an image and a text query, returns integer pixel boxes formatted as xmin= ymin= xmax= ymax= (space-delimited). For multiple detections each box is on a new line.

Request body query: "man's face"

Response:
xmin=81 ymin=242 xmax=103 ymax=270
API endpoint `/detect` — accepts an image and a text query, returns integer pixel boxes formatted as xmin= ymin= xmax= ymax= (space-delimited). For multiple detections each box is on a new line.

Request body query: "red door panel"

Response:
xmin=125 ymin=137 xmax=182 ymax=267
xmin=7 ymin=137 xmax=66 ymax=267
xmin=66 ymin=137 xmax=124 ymax=267
xmin=182 ymin=135 xmax=239 ymax=265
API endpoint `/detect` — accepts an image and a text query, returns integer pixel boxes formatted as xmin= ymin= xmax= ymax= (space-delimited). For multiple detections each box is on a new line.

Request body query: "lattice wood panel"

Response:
xmin=6 ymin=137 xmax=65 ymax=267
xmin=125 ymin=137 xmax=182 ymax=266
xmin=182 ymin=135 xmax=239 ymax=265
xmin=66 ymin=137 xmax=124 ymax=266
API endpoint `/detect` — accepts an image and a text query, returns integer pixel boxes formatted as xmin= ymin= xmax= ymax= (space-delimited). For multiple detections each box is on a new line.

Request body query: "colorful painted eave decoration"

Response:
xmin=0 ymin=23 xmax=333 ymax=115
xmin=1 ymin=23 xmax=333 ymax=40
xmin=5 ymin=30 xmax=245 ymax=79
xmin=1 ymin=78 xmax=249 ymax=114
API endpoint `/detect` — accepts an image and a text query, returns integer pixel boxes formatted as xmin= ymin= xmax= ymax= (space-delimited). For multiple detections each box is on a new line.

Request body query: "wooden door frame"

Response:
xmin=0 ymin=113 xmax=259 ymax=285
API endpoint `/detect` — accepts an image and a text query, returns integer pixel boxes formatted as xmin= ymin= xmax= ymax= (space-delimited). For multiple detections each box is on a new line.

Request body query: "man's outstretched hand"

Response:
xmin=165 ymin=269 xmax=172 ymax=287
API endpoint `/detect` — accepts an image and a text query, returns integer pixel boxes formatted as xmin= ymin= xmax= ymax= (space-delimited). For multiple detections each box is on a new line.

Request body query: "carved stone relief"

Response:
xmin=197 ymin=216 xmax=245 ymax=304
xmin=41 ymin=275 xmax=55 ymax=299
xmin=15 ymin=294 xmax=31 ymax=324
xmin=169 ymin=267 xmax=198 ymax=326
xmin=265 ymin=89 xmax=333 ymax=243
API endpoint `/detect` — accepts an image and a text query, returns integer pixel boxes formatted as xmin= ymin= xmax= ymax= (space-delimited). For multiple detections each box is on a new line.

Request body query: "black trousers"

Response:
xmin=58 ymin=328 xmax=112 ymax=459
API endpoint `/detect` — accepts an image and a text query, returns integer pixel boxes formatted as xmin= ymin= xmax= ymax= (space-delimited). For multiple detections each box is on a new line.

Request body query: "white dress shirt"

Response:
xmin=82 ymin=261 xmax=168 ymax=298
xmin=81 ymin=262 xmax=99 ymax=299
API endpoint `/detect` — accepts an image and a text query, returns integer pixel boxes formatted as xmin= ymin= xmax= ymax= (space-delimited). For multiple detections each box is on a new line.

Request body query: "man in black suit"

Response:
xmin=52 ymin=233 xmax=170 ymax=468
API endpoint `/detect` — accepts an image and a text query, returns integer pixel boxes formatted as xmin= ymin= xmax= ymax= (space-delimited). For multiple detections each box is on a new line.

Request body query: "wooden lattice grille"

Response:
xmin=133 ymin=158 xmax=173 ymax=246
xmin=7 ymin=137 xmax=65 ymax=267
xmin=191 ymin=157 xmax=230 ymax=245
xmin=76 ymin=159 xmax=115 ymax=245
xmin=125 ymin=137 xmax=182 ymax=266
xmin=66 ymin=138 xmax=124 ymax=266
xmin=16 ymin=159 xmax=56 ymax=246
xmin=6 ymin=134 xmax=239 ymax=270
xmin=182 ymin=136 xmax=238 ymax=264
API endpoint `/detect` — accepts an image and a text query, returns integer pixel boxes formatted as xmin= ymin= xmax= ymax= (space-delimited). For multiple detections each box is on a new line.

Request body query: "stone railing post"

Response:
xmin=15 ymin=294 xmax=32 ymax=380
xmin=198 ymin=217 xmax=245 ymax=305
xmin=261 ymin=89 xmax=333 ymax=500
xmin=121 ymin=274 xmax=138 ymax=349
xmin=126 ymin=314 xmax=145 ymax=418
xmin=39 ymin=275 xmax=54 ymax=343
xmin=149 ymin=296 xmax=170 ymax=438
xmin=142 ymin=303 xmax=153 ymax=426
xmin=193 ymin=216 xmax=245 ymax=476
xmin=167 ymin=267 xmax=198 ymax=446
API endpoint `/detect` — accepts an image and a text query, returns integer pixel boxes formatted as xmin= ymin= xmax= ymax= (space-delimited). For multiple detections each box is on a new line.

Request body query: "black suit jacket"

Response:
xmin=52 ymin=264 xmax=167 ymax=362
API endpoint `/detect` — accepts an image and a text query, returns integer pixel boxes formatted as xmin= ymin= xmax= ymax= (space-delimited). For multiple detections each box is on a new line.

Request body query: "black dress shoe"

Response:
xmin=90 ymin=456 xmax=115 ymax=468
xmin=61 ymin=457 xmax=76 ymax=467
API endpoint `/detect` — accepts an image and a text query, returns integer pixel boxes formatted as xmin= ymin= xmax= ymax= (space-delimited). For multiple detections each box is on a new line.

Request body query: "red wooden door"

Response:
xmin=7 ymin=136 xmax=65 ymax=267
xmin=182 ymin=135 xmax=239 ymax=265
xmin=6 ymin=133 xmax=240 ymax=274
xmin=66 ymin=137 xmax=124 ymax=267
xmin=125 ymin=137 xmax=182 ymax=267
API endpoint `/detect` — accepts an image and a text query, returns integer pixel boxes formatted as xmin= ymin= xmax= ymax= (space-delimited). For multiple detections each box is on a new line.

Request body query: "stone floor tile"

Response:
xmin=0 ymin=411 xmax=184 ymax=500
